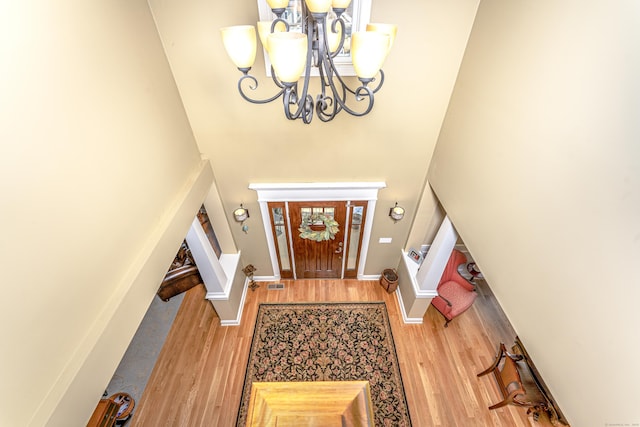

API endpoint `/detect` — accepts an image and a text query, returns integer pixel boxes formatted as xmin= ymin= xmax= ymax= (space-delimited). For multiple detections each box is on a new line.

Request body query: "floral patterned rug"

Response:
xmin=236 ymin=302 xmax=412 ymax=426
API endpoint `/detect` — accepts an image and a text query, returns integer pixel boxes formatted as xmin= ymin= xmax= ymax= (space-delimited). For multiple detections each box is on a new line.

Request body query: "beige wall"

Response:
xmin=0 ymin=1 xmax=209 ymax=425
xmin=148 ymin=0 xmax=480 ymax=276
xmin=429 ymin=1 xmax=640 ymax=425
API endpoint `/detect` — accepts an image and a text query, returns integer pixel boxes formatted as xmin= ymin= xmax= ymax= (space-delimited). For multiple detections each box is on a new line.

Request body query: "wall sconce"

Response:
xmin=233 ymin=204 xmax=250 ymax=233
xmin=389 ymin=202 xmax=405 ymax=223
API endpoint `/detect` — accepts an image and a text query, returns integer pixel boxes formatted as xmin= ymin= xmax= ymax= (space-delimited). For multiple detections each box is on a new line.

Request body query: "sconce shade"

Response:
xmin=389 ymin=203 xmax=405 ymax=221
xmin=351 ymin=31 xmax=390 ymax=79
xmin=221 ymin=25 xmax=257 ymax=69
xmin=267 ymin=32 xmax=308 ymax=83
xmin=234 ymin=206 xmax=249 ymax=222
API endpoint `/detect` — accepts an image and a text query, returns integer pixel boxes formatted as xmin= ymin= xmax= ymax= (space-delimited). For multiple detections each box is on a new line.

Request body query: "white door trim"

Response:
xmin=249 ymin=182 xmax=386 ymax=280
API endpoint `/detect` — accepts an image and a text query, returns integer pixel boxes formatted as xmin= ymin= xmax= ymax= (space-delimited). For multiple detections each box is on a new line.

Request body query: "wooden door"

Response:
xmin=289 ymin=201 xmax=346 ymax=279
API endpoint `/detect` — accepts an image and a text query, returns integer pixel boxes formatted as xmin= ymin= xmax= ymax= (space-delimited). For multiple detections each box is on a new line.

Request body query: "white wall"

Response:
xmin=429 ymin=1 xmax=640 ymax=425
xmin=0 ymin=1 xmax=209 ymax=425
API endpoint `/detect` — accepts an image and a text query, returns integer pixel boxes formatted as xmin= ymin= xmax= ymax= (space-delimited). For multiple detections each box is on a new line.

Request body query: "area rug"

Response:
xmin=236 ymin=302 xmax=412 ymax=426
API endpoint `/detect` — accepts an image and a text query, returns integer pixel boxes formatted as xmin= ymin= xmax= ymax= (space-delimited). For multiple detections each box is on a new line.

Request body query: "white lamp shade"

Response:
xmin=305 ymin=0 xmax=332 ymax=13
xmin=350 ymin=31 xmax=390 ymax=79
xmin=390 ymin=206 xmax=405 ymax=221
xmin=266 ymin=0 xmax=289 ymax=9
xmin=366 ymin=23 xmax=398 ymax=53
xmin=257 ymin=20 xmax=286 ymax=50
xmin=220 ymin=25 xmax=257 ymax=69
xmin=234 ymin=207 xmax=249 ymax=222
xmin=267 ymin=32 xmax=308 ymax=83
xmin=332 ymin=0 xmax=352 ymax=8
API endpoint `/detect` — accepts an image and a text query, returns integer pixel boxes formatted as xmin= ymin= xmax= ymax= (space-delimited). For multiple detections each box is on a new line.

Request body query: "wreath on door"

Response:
xmin=299 ymin=213 xmax=339 ymax=242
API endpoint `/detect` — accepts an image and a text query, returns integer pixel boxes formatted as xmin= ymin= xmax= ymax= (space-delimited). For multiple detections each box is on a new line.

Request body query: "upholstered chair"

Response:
xmin=430 ymin=249 xmax=478 ymax=327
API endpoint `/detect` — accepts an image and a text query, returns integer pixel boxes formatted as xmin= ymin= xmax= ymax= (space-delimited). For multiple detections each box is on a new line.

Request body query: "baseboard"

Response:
xmin=253 ymin=275 xmax=279 ymax=282
xmin=394 ymin=287 xmax=424 ymax=324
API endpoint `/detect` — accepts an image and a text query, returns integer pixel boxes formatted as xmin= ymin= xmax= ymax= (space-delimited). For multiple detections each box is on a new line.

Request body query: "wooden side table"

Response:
xmin=466 ymin=262 xmax=483 ymax=282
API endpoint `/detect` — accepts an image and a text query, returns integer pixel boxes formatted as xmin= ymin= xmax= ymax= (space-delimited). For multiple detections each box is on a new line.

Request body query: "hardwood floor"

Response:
xmin=132 ymin=279 xmax=533 ymax=426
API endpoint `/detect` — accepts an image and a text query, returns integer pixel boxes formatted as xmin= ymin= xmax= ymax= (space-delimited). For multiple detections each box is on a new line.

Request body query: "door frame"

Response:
xmin=250 ymin=182 xmax=386 ymax=280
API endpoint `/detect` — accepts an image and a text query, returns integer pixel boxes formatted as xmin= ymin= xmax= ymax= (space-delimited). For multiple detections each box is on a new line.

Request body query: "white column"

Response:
xmin=185 ymin=217 xmax=228 ymax=294
xmin=416 ymin=215 xmax=458 ymax=291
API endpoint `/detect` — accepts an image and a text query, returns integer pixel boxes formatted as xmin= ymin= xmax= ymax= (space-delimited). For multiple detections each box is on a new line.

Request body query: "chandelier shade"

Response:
xmin=366 ymin=23 xmax=398 ymax=52
xmin=351 ymin=31 xmax=390 ymax=79
xmin=305 ymin=0 xmax=333 ymax=13
xmin=220 ymin=25 xmax=257 ymax=70
xmin=332 ymin=0 xmax=353 ymax=8
xmin=266 ymin=0 xmax=289 ymax=9
xmin=268 ymin=32 xmax=308 ymax=83
xmin=220 ymin=0 xmax=397 ymax=124
xmin=257 ymin=20 xmax=286 ymax=51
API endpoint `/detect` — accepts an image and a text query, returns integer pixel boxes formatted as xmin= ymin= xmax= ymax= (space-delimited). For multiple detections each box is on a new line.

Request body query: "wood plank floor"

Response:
xmin=132 ymin=279 xmax=534 ymax=426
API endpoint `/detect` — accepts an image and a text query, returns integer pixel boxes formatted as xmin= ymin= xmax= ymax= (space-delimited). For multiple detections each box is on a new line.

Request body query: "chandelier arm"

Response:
xmin=272 ymin=17 xmax=290 ymax=32
xmin=328 ymin=18 xmax=346 ymax=60
xmin=324 ymin=64 xmax=357 ymax=95
xmin=315 ymin=13 xmax=348 ymax=122
xmin=370 ymin=70 xmax=385 ymax=94
xmin=315 ymin=82 xmax=340 ymax=122
xmin=302 ymin=94 xmax=314 ymax=124
xmin=237 ymin=74 xmax=285 ymax=104
xmin=278 ymin=9 xmax=316 ymax=122
xmin=349 ymin=85 xmax=376 ymax=116
xmin=283 ymin=85 xmax=314 ymax=123
xmin=270 ymin=66 xmax=286 ymax=89
xmin=330 ymin=78 xmax=376 ymax=117
xmin=299 ymin=1 xmax=309 ymax=35
xmin=317 ymin=51 xmax=375 ymax=118
xmin=315 ymin=56 xmax=344 ymax=122
xmin=282 ymin=85 xmax=298 ymax=120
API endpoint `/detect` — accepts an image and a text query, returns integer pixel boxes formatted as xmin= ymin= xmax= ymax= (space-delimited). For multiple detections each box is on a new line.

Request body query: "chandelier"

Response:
xmin=220 ymin=0 xmax=397 ymax=124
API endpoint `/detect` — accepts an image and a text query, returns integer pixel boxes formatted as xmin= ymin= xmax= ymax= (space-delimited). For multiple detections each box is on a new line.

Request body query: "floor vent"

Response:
xmin=267 ymin=283 xmax=285 ymax=290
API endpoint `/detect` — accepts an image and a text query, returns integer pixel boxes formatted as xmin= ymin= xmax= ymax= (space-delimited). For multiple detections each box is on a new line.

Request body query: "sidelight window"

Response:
xmin=268 ymin=203 xmax=293 ymax=279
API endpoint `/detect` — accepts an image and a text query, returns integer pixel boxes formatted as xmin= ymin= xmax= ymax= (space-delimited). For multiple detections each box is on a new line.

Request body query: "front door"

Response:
xmin=289 ymin=201 xmax=346 ymax=278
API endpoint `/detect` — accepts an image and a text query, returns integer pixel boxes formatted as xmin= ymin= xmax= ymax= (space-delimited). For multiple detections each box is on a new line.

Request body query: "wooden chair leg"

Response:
xmin=488 ymin=400 xmax=511 ymax=410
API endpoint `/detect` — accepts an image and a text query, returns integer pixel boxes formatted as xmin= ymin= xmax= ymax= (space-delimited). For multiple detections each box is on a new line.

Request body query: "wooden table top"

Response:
xmin=246 ymin=381 xmax=374 ymax=427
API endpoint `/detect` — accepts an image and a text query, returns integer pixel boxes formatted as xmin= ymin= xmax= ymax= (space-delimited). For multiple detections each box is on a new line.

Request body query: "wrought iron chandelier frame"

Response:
xmin=234 ymin=2 xmax=384 ymax=124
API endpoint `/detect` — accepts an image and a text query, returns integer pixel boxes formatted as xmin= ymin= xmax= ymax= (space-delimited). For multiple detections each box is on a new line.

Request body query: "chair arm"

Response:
xmin=455 ymin=277 xmax=476 ymax=292
xmin=163 ymin=265 xmax=200 ymax=283
xmin=439 ymin=295 xmax=452 ymax=307
xmin=431 ymin=295 xmax=453 ymax=316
